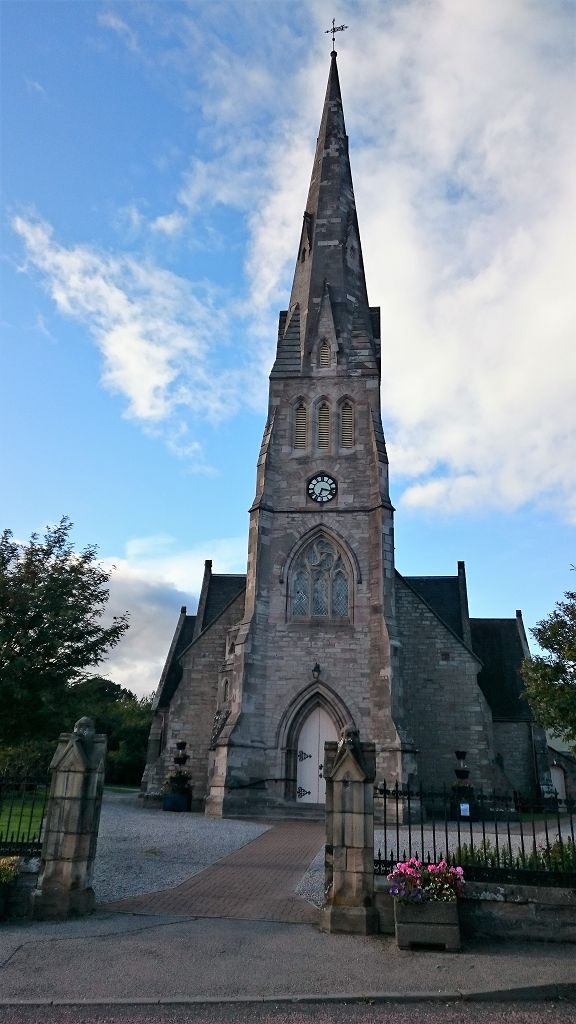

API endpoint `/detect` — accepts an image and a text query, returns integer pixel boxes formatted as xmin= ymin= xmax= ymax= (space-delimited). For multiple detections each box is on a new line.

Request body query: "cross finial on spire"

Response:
xmin=325 ymin=17 xmax=348 ymax=52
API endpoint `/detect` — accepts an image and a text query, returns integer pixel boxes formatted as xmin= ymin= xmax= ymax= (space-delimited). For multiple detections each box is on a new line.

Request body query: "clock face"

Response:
xmin=307 ymin=474 xmax=337 ymax=503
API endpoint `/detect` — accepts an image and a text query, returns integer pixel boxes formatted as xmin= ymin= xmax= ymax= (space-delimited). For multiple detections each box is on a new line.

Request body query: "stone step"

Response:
xmin=228 ymin=804 xmax=326 ymax=824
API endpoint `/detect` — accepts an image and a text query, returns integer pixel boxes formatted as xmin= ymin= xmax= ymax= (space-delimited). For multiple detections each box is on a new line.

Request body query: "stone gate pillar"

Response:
xmin=320 ymin=724 xmax=379 ymax=934
xmin=33 ymin=717 xmax=107 ymax=920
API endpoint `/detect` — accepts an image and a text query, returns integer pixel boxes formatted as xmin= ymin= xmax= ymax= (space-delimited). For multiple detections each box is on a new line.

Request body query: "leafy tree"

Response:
xmin=0 ymin=517 xmax=129 ymax=744
xmin=0 ymin=679 xmax=152 ymax=784
xmin=521 ymin=589 xmax=576 ymax=751
xmin=66 ymin=676 xmax=153 ymax=785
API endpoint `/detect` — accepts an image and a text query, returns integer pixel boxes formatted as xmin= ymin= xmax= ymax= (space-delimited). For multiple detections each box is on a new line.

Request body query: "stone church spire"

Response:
xmin=272 ymin=51 xmax=379 ymax=376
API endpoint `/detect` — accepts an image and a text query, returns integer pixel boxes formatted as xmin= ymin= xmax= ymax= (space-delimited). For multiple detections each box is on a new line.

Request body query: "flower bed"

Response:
xmin=388 ymin=857 xmax=464 ymax=903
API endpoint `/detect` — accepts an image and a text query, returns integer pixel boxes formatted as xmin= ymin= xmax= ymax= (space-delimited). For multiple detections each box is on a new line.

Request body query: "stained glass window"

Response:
xmin=312 ymin=572 xmax=329 ymax=614
xmin=293 ymin=569 xmax=309 ymax=616
xmin=331 ymin=571 xmax=349 ymax=616
xmin=291 ymin=537 xmax=350 ymax=619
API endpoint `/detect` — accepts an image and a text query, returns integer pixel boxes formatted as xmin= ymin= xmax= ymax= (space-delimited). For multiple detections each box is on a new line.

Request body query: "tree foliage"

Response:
xmin=521 ymin=589 xmax=576 ymax=750
xmin=0 ymin=679 xmax=153 ymax=785
xmin=0 ymin=517 xmax=129 ymax=744
xmin=66 ymin=677 xmax=153 ymax=785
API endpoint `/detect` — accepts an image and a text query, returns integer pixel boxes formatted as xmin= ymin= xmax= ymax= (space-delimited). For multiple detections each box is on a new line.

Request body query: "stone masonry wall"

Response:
xmin=219 ymin=501 xmax=403 ymax=811
xmin=154 ymin=592 xmax=246 ymax=807
xmin=374 ymin=878 xmax=576 ymax=943
xmin=395 ymin=576 xmax=496 ymax=791
xmin=209 ymin=361 xmax=423 ymax=812
xmin=492 ymin=721 xmax=537 ymax=797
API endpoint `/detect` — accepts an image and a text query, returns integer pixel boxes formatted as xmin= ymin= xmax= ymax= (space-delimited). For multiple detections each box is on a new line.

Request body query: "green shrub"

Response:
xmin=455 ymin=836 xmax=576 ymax=871
xmin=0 ymin=857 xmax=20 ymax=885
xmin=0 ymin=740 xmax=53 ymax=781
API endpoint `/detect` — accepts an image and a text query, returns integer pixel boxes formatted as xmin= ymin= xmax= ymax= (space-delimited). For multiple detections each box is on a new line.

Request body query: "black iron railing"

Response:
xmin=0 ymin=777 xmax=48 ymax=858
xmin=373 ymin=781 xmax=576 ymax=887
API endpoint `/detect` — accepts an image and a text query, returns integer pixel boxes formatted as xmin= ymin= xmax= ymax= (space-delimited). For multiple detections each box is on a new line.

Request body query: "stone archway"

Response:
xmin=278 ymin=682 xmax=353 ymax=804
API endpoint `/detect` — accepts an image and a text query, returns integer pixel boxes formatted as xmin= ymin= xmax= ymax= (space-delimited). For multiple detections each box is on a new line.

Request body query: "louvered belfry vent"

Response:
xmin=294 ymin=403 xmax=307 ymax=448
xmin=340 ymin=402 xmax=353 ymax=447
xmin=319 ymin=341 xmax=331 ymax=367
xmin=318 ymin=403 xmax=330 ymax=449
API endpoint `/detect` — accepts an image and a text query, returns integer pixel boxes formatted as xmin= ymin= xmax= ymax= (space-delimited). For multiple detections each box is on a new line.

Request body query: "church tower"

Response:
xmin=205 ymin=51 xmax=417 ymax=816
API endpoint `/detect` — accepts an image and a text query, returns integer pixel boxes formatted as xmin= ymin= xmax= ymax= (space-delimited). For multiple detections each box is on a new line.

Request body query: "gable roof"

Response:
xmin=470 ymin=617 xmax=532 ymax=721
xmin=404 ymin=575 xmax=464 ymax=639
xmin=153 ymin=573 xmax=247 ymax=709
xmin=152 ymin=608 xmax=195 ymax=710
xmin=404 ymin=573 xmax=532 ymax=723
xmin=154 ymin=566 xmax=529 ymax=724
xmin=202 ymin=574 xmax=246 ymax=631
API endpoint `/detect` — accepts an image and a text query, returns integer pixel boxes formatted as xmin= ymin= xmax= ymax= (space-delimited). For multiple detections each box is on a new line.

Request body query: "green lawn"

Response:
xmin=0 ymin=789 xmax=47 ymax=841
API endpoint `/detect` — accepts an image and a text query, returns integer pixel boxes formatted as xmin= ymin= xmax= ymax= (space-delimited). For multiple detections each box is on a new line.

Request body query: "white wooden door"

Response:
xmin=296 ymin=707 xmax=338 ymax=803
xmin=551 ymin=766 xmax=566 ymax=801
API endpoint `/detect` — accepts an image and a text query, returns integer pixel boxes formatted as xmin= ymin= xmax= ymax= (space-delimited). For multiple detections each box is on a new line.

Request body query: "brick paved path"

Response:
xmin=103 ymin=821 xmax=324 ymax=925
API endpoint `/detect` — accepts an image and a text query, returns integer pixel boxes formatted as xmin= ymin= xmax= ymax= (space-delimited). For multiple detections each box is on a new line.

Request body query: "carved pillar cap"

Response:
xmin=324 ymin=724 xmax=376 ymax=782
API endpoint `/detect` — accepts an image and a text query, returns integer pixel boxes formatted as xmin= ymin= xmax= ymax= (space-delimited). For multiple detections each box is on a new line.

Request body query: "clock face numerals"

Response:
xmin=308 ymin=474 xmax=337 ymax=503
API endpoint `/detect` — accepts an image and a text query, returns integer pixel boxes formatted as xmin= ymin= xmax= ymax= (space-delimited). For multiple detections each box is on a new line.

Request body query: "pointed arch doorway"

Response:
xmin=296 ymin=706 xmax=339 ymax=803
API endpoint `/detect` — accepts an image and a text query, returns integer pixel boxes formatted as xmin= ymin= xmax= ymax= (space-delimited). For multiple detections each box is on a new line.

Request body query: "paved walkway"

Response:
xmin=104 ymin=821 xmax=324 ymax=924
xmin=1 ymin=819 xmax=576 ymax=1004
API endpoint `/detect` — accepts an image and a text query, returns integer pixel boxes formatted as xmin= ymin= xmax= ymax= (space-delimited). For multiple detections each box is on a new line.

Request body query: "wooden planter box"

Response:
xmin=394 ymin=899 xmax=461 ymax=951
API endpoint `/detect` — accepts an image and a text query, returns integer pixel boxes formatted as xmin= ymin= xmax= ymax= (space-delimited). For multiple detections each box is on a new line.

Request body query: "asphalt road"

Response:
xmin=0 ymin=1002 xmax=575 ymax=1024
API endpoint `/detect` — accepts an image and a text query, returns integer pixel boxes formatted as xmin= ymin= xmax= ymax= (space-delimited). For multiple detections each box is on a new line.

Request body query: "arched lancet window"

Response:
xmin=223 ymin=679 xmax=230 ymax=702
xmin=317 ymin=402 xmax=330 ymax=449
xmin=294 ymin=402 xmax=307 ymax=448
xmin=290 ymin=537 xmax=350 ymax=619
xmin=340 ymin=401 xmax=353 ymax=447
xmin=319 ymin=340 xmax=331 ymax=367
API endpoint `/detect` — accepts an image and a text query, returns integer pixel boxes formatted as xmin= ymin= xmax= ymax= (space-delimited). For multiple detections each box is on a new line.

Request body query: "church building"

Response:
xmin=141 ymin=51 xmax=552 ymax=815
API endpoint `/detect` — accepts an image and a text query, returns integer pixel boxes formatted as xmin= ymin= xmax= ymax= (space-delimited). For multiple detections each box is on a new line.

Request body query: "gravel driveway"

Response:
xmin=93 ymin=791 xmax=270 ymax=904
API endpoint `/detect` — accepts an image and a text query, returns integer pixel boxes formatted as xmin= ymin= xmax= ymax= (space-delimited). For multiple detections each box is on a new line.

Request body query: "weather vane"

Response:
xmin=325 ymin=18 xmax=348 ymax=51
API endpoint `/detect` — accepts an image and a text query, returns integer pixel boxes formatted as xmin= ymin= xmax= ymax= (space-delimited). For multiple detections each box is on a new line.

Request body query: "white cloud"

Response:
xmin=101 ymin=534 xmax=247 ymax=695
xmin=150 ymin=211 xmax=186 ymax=236
xmin=97 ymin=12 xmax=139 ymax=53
xmin=237 ymin=0 xmax=576 ymax=520
xmin=25 ymin=78 xmax=47 ymax=98
xmin=12 ymin=1 xmax=576 ymax=518
xmin=115 ymin=203 xmax=145 ymax=238
xmin=11 ymin=214 xmax=247 ymax=459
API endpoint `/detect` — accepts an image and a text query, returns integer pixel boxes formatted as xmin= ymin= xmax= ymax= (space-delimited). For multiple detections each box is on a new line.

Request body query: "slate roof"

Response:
xmin=201 ymin=574 xmax=246 ymax=632
xmin=174 ymin=615 xmax=196 ymax=657
xmin=155 ymin=569 xmax=529 ymax=724
xmin=154 ymin=575 xmax=246 ymax=708
xmin=470 ymin=618 xmax=531 ymax=721
xmin=404 ymin=575 xmax=464 ymax=639
xmin=404 ymin=575 xmax=530 ymax=723
xmin=154 ymin=612 xmax=196 ymax=710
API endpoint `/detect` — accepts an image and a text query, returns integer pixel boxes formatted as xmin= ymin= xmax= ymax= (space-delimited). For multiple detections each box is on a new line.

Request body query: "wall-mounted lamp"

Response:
xmin=312 ymin=663 xmax=321 ymax=681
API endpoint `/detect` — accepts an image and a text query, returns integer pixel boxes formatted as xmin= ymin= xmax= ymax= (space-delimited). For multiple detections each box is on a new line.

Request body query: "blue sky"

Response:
xmin=2 ymin=0 xmax=575 ymax=696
